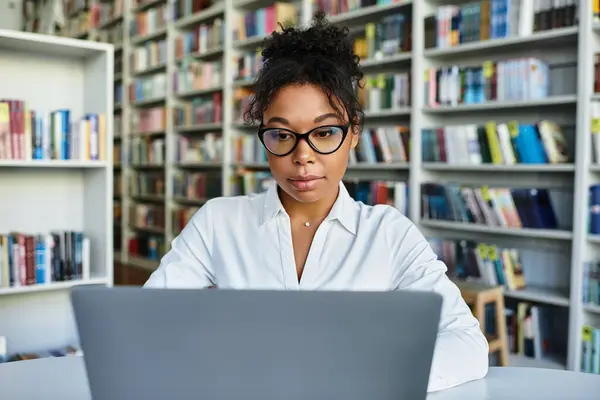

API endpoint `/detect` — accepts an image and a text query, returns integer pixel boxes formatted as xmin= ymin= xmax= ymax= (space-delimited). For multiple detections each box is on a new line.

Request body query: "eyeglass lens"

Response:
xmin=262 ymin=126 xmax=345 ymax=155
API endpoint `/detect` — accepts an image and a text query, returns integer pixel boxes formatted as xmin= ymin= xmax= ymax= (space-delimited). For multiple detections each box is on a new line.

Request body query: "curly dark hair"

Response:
xmin=243 ymin=12 xmax=364 ymax=128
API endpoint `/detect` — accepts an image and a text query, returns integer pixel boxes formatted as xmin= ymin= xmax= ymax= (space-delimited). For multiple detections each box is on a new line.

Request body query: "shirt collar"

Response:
xmin=261 ymin=181 xmax=358 ymax=235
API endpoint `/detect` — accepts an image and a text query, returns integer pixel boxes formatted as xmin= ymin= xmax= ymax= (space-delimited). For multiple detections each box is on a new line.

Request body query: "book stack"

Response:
xmin=422 ymin=120 xmax=570 ymax=165
xmin=174 ymin=59 xmax=223 ymax=94
xmin=131 ymin=3 xmax=168 ymax=38
xmin=233 ymin=135 xmax=267 ymax=164
xmin=0 ymin=101 xmax=107 ymax=161
xmin=232 ymin=171 xmax=274 ymax=195
xmin=130 ymin=136 xmax=165 ymax=166
xmin=424 ymin=58 xmax=551 ymax=107
xmin=177 ymin=133 xmax=223 ymax=164
xmin=422 ymin=183 xmax=572 ymax=232
xmin=174 ymin=94 xmax=223 ymax=126
xmin=344 ymin=180 xmax=408 ymax=214
xmin=173 ymin=171 xmax=222 ymax=200
xmin=175 ymin=18 xmax=225 ymax=59
xmin=130 ymin=171 xmax=165 ymax=198
xmin=353 ymin=13 xmax=412 ymax=60
xmin=350 ymin=126 xmax=409 ymax=165
xmin=132 ymin=107 xmax=167 ymax=134
xmin=0 ymin=231 xmax=91 ymax=288
xmin=425 ymin=0 xmax=579 ymax=50
xmin=233 ymin=3 xmax=298 ymax=41
xmin=233 ymin=49 xmax=263 ymax=84
xmin=132 ymin=38 xmax=167 ymax=73
xmin=359 ymin=72 xmax=411 ymax=111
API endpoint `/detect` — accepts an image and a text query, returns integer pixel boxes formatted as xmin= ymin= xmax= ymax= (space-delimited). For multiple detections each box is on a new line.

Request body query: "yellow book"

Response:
xmin=485 ymin=121 xmax=504 ymax=164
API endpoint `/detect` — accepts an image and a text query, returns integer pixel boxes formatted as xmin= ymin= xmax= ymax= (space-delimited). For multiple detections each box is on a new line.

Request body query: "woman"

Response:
xmin=145 ymin=13 xmax=488 ymax=392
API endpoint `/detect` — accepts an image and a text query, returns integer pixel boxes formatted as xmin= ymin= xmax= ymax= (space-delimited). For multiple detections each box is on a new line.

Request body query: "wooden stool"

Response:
xmin=454 ymin=280 xmax=510 ymax=367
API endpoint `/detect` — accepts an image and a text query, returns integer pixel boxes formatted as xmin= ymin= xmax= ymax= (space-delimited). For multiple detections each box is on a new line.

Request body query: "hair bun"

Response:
xmin=261 ymin=12 xmax=360 ymax=78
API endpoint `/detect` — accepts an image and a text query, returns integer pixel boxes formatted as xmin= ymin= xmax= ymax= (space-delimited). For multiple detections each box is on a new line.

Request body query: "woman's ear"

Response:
xmin=350 ymin=125 xmax=360 ymax=149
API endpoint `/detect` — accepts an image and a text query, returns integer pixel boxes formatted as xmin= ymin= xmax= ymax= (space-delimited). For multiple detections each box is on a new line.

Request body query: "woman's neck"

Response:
xmin=279 ymin=185 xmax=340 ymax=223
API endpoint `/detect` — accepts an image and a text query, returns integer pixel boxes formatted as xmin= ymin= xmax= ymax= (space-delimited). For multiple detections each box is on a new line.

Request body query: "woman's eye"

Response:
xmin=315 ymin=130 xmax=333 ymax=138
xmin=277 ymin=133 xmax=292 ymax=140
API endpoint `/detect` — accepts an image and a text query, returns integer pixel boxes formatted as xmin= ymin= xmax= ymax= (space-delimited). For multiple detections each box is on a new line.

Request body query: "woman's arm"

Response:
xmin=388 ymin=215 xmax=489 ymax=392
xmin=144 ymin=202 xmax=216 ymax=288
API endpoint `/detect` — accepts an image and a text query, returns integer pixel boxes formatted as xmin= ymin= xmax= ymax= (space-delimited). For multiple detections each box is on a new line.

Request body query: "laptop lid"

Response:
xmin=71 ymin=286 xmax=442 ymax=400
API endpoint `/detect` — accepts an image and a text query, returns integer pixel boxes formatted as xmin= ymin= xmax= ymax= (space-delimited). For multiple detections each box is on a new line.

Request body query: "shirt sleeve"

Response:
xmin=144 ymin=202 xmax=216 ymax=289
xmin=388 ymin=215 xmax=489 ymax=393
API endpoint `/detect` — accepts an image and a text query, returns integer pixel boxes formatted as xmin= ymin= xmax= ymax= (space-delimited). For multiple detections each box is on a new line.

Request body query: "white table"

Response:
xmin=1 ymin=356 xmax=600 ymax=399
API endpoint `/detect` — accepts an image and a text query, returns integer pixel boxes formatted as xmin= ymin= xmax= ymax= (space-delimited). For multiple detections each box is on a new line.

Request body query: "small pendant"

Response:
xmin=304 ymin=222 xmax=310 ymax=227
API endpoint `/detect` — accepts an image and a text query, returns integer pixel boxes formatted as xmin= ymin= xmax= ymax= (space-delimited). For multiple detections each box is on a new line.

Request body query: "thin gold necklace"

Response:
xmin=302 ymin=213 xmax=329 ymax=227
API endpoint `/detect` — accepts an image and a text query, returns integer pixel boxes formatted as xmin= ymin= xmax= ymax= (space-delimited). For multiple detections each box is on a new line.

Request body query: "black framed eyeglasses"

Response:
xmin=257 ymin=125 xmax=350 ymax=157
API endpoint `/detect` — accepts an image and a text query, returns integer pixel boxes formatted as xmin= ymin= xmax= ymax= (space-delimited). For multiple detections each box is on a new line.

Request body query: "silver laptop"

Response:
xmin=71 ymin=286 xmax=442 ymax=400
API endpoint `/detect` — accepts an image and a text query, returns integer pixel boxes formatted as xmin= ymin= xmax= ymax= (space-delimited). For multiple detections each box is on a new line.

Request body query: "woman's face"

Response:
xmin=261 ymin=83 xmax=359 ymax=204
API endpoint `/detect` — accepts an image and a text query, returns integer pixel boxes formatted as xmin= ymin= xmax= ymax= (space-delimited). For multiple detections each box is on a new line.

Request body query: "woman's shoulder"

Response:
xmin=352 ymin=200 xmax=415 ymax=233
xmin=193 ymin=192 xmax=267 ymax=222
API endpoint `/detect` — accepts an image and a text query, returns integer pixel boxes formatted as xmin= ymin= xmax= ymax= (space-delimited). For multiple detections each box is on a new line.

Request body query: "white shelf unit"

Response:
xmin=0 ymin=29 xmax=114 ymax=353
xmin=56 ymin=0 xmax=597 ymax=372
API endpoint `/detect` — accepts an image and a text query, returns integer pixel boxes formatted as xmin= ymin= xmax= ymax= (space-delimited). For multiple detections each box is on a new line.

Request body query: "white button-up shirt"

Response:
xmin=145 ymin=182 xmax=489 ymax=392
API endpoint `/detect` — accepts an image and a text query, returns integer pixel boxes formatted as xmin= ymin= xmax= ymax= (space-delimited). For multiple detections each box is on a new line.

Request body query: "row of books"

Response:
xmin=234 ymin=49 xmax=262 ymax=84
xmin=589 ymin=185 xmax=600 ymax=235
xmin=0 ymin=102 xmax=107 ymax=161
xmin=233 ymin=3 xmax=298 ymax=43
xmin=130 ymin=3 xmax=168 ymax=39
xmin=233 ymin=135 xmax=266 ymax=165
xmin=345 ymin=180 xmax=408 ymax=214
xmin=429 ymin=238 xmax=526 ymax=290
xmin=352 ymin=126 xmax=410 ymax=165
xmin=359 ymin=72 xmax=411 ymax=111
xmin=174 ymin=93 xmax=223 ymax=126
xmin=421 ymin=183 xmax=570 ymax=231
xmin=354 ymin=13 xmax=412 ymax=61
xmin=314 ymin=0 xmax=402 ymax=18
xmin=424 ymin=58 xmax=551 ymax=108
xmin=133 ymin=107 xmax=166 ymax=134
xmin=422 ymin=120 xmax=570 ymax=165
xmin=233 ymin=88 xmax=253 ymax=123
xmin=173 ymin=171 xmax=222 ymax=200
xmin=171 ymin=0 xmax=218 ymax=21
xmin=582 ymin=325 xmax=600 ymax=374
xmin=130 ymin=136 xmax=165 ymax=166
xmin=130 ymin=73 xmax=167 ymax=102
xmin=173 ymin=207 xmax=199 ymax=234
xmin=592 ymin=103 xmax=600 ymax=163
xmin=178 ymin=133 xmax=223 ymax=164
xmin=175 ymin=18 xmax=225 ymax=60
xmin=127 ymin=233 xmax=165 ymax=262
xmin=174 ymin=59 xmax=222 ymax=95
xmin=132 ymin=39 xmax=167 ymax=73
xmin=231 ymin=171 xmax=274 ymax=196
xmin=426 ymin=0 xmax=579 ymax=50
xmin=130 ymin=204 xmax=165 ymax=232
xmin=582 ymin=260 xmax=600 ymax=306
xmin=98 ymin=0 xmax=124 ymax=26
xmin=0 ymin=344 xmax=81 ymax=364
xmin=0 ymin=231 xmax=91 ymax=288
xmin=131 ymin=171 xmax=165 ymax=199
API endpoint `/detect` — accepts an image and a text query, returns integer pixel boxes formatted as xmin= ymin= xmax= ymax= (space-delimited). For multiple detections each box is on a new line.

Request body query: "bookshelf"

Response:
xmin=28 ymin=0 xmax=600 ymax=374
xmin=0 ymin=29 xmax=114 ymax=355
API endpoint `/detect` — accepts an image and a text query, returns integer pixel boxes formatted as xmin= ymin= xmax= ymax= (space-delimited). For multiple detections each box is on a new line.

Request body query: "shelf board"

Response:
xmin=329 ymin=2 xmax=412 ymax=25
xmin=583 ymin=303 xmax=600 ymax=314
xmin=130 ymin=129 xmax=166 ymax=137
xmin=126 ymin=255 xmax=160 ymax=272
xmin=0 ymin=277 xmax=109 ymax=296
xmin=423 ymin=27 xmax=578 ymax=58
xmin=176 ymin=123 xmax=223 ymax=133
xmin=176 ymin=86 xmax=223 ymax=98
xmin=508 ymin=353 xmax=566 ymax=370
xmin=588 ymin=234 xmax=600 ymax=243
xmin=173 ymin=197 xmax=208 ymax=206
xmin=504 ymin=286 xmax=570 ymax=307
xmin=174 ymin=4 xmax=226 ymax=29
xmin=132 ymin=63 xmax=166 ymax=76
xmin=423 ymin=95 xmax=577 ymax=113
xmin=364 ymin=107 xmax=411 ymax=118
xmin=0 ymin=29 xmax=113 ymax=58
xmin=132 ymin=0 xmax=166 ymax=13
xmin=132 ymin=97 xmax=166 ymax=107
xmin=420 ymin=219 xmax=573 ymax=240
xmin=131 ymin=195 xmax=165 ymax=202
xmin=233 ymin=35 xmax=266 ymax=49
xmin=347 ymin=162 xmax=409 ymax=170
xmin=130 ymin=164 xmax=164 ymax=169
xmin=130 ymin=27 xmax=167 ymax=45
xmin=98 ymin=14 xmax=124 ymax=30
xmin=177 ymin=47 xmax=224 ymax=62
xmin=176 ymin=162 xmax=222 ymax=169
xmin=0 ymin=160 xmax=108 ymax=168
xmin=360 ymin=52 xmax=412 ymax=68
xmin=422 ymin=163 xmax=575 ymax=172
